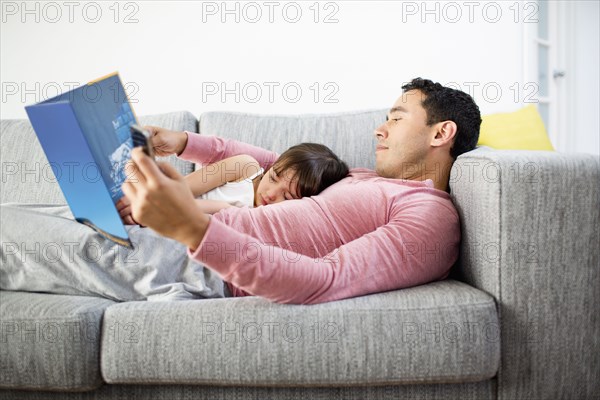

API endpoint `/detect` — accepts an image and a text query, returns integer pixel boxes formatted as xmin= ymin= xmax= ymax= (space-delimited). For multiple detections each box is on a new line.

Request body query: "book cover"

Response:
xmin=25 ymin=72 xmax=140 ymax=248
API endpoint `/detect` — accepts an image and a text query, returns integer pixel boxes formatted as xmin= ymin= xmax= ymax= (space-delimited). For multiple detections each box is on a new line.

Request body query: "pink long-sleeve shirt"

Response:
xmin=179 ymin=132 xmax=460 ymax=305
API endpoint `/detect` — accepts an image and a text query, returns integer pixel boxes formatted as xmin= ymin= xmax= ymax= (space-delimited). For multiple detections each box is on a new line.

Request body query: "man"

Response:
xmin=120 ymin=78 xmax=482 ymax=304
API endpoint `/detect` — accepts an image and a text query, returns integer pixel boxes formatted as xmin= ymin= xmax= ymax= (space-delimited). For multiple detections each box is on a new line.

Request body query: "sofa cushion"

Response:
xmin=0 ymin=291 xmax=114 ymax=391
xmin=478 ymin=105 xmax=554 ymax=150
xmin=101 ymin=280 xmax=499 ymax=386
xmin=198 ymin=110 xmax=387 ymax=171
xmin=0 ymin=111 xmax=198 ymax=204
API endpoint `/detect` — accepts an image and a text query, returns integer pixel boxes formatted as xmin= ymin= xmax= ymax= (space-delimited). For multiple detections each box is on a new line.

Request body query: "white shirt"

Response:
xmin=198 ymin=168 xmax=264 ymax=208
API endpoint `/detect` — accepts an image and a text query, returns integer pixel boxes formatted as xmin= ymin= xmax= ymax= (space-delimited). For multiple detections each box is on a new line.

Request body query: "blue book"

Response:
xmin=25 ymin=72 xmax=140 ymax=248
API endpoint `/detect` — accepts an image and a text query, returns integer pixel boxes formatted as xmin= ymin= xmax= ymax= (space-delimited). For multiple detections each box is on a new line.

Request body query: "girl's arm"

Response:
xmin=178 ymin=132 xmax=279 ymax=172
xmin=185 ymin=154 xmax=262 ymax=197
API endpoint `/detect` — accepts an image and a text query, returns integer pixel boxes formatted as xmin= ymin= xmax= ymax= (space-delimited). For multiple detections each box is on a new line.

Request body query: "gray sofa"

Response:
xmin=1 ymin=110 xmax=598 ymax=399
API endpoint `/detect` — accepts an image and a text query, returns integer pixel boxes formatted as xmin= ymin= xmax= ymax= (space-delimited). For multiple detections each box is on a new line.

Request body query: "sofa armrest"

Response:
xmin=450 ymin=149 xmax=599 ymax=400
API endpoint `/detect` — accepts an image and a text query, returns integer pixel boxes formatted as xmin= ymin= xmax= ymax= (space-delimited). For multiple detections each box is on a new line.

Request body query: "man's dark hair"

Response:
xmin=272 ymin=143 xmax=349 ymax=197
xmin=402 ymin=78 xmax=482 ymax=159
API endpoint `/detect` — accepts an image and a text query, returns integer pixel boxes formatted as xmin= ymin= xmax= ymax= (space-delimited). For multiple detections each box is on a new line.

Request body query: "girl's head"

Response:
xmin=254 ymin=143 xmax=349 ymax=206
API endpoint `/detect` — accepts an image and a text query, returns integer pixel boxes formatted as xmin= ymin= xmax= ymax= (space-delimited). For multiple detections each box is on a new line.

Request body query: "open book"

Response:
xmin=25 ymin=72 xmax=141 ymax=248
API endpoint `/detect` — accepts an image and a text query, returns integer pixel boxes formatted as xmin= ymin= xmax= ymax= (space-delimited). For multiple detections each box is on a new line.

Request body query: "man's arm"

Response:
xmin=187 ymin=200 xmax=460 ymax=305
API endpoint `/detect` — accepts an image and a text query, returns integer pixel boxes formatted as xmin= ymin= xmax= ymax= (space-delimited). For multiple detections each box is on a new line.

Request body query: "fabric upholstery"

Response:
xmin=100 ymin=280 xmax=499 ymax=386
xmin=449 ymin=149 xmax=600 ymax=400
xmin=0 ymin=380 xmax=496 ymax=400
xmin=0 ymin=291 xmax=114 ymax=391
xmin=198 ymin=110 xmax=387 ymax=170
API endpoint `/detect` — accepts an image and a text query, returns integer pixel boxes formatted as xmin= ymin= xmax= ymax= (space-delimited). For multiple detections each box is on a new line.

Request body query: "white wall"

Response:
xmin=570 ymin=1 xmax=599 ymax=155
xmin=1 ymin=1 xmax=597 ymax=154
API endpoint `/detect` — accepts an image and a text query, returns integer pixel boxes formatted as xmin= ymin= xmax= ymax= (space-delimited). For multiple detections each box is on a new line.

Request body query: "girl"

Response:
xmin=185 ymin=143 xmax=349 ymax=214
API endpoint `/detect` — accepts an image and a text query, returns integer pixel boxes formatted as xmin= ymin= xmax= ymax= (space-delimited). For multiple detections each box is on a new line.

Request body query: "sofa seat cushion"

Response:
xmin=0 ymin=291 xmax=115 ymax=391
xmin=101 ymin=280 xmax=499 ymax=386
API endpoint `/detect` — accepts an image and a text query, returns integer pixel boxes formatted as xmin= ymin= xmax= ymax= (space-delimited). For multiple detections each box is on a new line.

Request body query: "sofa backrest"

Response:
xmin=0 ymin=112 xmax=198 ymax=204
xmin=198 ymin=110 xmax=387 ymax=170
xmin=1 ymin=119 xmax=66 ymax=204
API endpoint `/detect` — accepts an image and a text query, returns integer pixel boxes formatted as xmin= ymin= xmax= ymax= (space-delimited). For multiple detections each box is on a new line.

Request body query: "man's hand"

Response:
xmin=144 ymin=126 xmax=189 ymax=157
xmin=121 ymin=147 xmax=210 ymax=251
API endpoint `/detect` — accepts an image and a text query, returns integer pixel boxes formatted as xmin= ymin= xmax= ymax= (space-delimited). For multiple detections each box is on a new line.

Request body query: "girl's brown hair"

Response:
xmin=271 ymin=143 xmax=349 ymax=197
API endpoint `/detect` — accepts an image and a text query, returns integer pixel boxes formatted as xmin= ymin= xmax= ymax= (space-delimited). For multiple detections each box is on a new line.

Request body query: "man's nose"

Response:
xmin=374 ymin=124 xmax=388 ymax=140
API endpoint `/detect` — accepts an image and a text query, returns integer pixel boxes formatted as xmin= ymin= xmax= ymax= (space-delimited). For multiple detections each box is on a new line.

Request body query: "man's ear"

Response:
xmin=431 ymin=121 xmax=457 ymax=148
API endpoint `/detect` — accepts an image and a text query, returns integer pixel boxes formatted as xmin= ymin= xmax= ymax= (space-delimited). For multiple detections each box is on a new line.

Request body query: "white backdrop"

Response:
xmin=1 ymin=0 xmax=598 ymax=154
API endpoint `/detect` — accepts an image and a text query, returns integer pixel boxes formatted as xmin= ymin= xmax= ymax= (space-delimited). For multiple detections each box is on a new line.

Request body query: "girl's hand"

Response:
xmin=144 ymin=126 xmax=189 ymax=157
xmin=116 ymin=195 xmax=136 ymax=225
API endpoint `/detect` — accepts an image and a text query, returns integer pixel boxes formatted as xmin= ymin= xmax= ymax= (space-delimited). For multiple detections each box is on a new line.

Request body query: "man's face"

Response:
xmin=254 ymin=167 xmax=300 ymax=206
xmin=374 ymin=90 xmax=436 ymax=179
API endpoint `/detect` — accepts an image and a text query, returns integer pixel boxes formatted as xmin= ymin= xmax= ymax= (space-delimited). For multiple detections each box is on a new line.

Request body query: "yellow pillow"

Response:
xmin=478 ymin=105 xmax=554 ymax=150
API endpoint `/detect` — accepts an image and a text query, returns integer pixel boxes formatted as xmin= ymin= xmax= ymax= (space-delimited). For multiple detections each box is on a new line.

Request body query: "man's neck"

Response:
xmin=409 ymin=159 xmax=452 ymax=192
